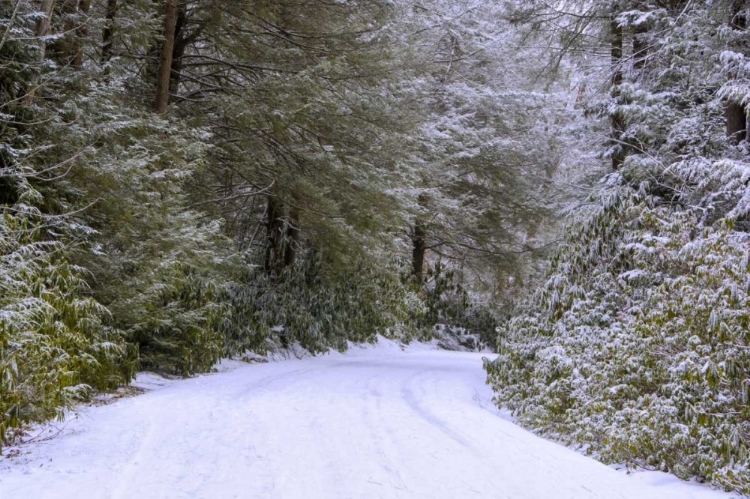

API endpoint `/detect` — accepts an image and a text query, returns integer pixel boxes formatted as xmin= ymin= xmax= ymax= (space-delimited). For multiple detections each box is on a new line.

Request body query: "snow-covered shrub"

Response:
xmin=484 ymin=3 xmax=750 ymax=494
xmin=0 ymin=211 xmax=131 ymax=448
xmin=46 ymin=85 xmax=239 ymax=376
xmin=223 ymin=254 xmax=423 ymax=356
xmin=485 ymin=173 xmax=750 ymax=494
xmin=418 ymin=263 xmax=498 ymax=346
xmin=0 ymin=7 xmax=134 ymax=446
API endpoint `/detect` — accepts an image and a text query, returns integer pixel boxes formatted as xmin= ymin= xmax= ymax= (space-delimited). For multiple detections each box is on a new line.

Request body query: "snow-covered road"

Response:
xmin=0 ymin=342 xmax=735 ymax=499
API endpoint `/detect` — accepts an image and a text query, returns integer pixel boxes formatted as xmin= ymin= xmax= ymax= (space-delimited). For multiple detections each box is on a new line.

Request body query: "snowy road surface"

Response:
xmin=0 ymin=341 xmax=736 ymax=499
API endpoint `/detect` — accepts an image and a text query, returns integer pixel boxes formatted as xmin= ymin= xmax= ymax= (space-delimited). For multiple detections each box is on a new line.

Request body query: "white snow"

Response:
xmin=0 ymin=339 xmax=738 ymax=499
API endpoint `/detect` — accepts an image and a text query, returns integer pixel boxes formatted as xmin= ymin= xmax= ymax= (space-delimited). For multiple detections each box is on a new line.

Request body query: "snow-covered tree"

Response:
xmin=486 ymin=1 xmax=750 ymax=494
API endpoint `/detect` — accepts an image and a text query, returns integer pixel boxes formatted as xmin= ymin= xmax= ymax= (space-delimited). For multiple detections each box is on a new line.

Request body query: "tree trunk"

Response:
xmin=412 ymin=220 xmax=426 ymax=284
xmin=169 ymin=3 xmax=188 ymax=97
xmin=49 ymin=0 xmax=79 ymax=66
xmin=610 ymin=9 xmax=625 ymax=170
xmin=265 ymin=196 xmax=285 ymax=275
xmin=633 ymin=19 xmax=648 ymax=71
xmin=73 ymin=0 xmax=91 ymax=70
xmin=283 ymin=206 xmax=301 ymax=268
xmin=154 ymin=0 xmax=178 ymax=114
xmin=727 ymin=102 xmax=747 ymax=144
xmin=25 ymin=0 xmax=57 ymax=105
xmin=100 ymin=0 xmax=117 ymax=67
xmin=411 ymin=193 xmax=429 ymax=285
xmin=35 ymin=0 xmax=57 ymax=45
xmin=732 ymin=0 xmax=747 ymax=29
xmin=727 ymin=0 xmax=748 ymax=144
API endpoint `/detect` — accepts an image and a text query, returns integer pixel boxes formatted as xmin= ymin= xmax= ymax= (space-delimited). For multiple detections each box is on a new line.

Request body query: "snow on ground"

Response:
xmin=0 ymin=338 xmax=739 ymax=499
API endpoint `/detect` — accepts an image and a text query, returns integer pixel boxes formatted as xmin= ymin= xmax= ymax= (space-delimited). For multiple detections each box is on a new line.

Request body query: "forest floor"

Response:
xmin=0 ymin=339 xmax=739 ymax=499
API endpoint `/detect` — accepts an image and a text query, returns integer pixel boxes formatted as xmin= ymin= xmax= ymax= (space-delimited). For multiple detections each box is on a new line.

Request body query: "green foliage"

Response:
xmin=417 ymin=263 xmax=498 ymax=346
xmin=485 ymin=2 xmax=750 ymax=494
xmin=486 ymin=177 xmax=750 ymax=495
xmin=191 ymin=0 xmax=406 ymax=264
xmin=223 ymin=253 xmax=423 ymax=356
xmin=56 ymin=104 xmax=237 ymax=376
xmin=0 ymin=2 xmax=134 ymax=448
xmin=0 ymin=211 xmax=133 ymax=448
xmin=124 ymin=261 xmax=227 ymax=376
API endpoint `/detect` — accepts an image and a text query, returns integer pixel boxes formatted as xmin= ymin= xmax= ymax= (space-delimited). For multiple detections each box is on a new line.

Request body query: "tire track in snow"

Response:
xmin=400 ymin=369 xmax=479 ymax=454
xmin=110 ymin=397 xmax=165 ymax=499
xmin=361 ymin=371 xmax=412 ymax=498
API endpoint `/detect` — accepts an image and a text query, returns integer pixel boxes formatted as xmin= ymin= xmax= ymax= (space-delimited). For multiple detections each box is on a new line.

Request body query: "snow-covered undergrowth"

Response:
xmin=0 ymin=337 xmax=738 ymax=499
xmin=0 ymin=210 xmax=132 ymax=448
xmin=486 ymin=171 xmax=750 ymax=496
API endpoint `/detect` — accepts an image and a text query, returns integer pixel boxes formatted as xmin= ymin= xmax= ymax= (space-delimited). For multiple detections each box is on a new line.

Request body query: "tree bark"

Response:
xmin=48 ymin=0 xmax=79 ymax=66
xmin=169 ymin=3 xmax=188 ymax=96
xmin=633 ymin=20 xmax=648 ymax=71
xmin=265 ymin=196 xmax=285 ymax=275
xmin=100 ymin=0 xmax=117 ymax=67
xmin=727 ymin=102 xmax=747 ymax=144
xmin=727 ymin=0 xmax=748 ymax=144
xmin=35 ymin=0 xmax=57 ymax=43
xmin=610 ymin=8 xmax=625 ymax=170
xmin=73 ymin=0 xmax=90 ymax=70
xmin=412 ymin=220 xmax=426 ymax=284
xmin=732 ymin=0 xmax=747 ymax=29
xmin=154 ymin=0 xmax=178 ymax=114
xmin=25 ymin=0 xmax=57 ymax=105
xmin=411 ymin=193 xmax=429 ymax=285
xmin=283 ymin=206 xmax=301 ymax=268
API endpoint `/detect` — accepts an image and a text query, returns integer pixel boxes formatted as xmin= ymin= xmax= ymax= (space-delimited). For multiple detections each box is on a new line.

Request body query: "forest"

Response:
xmin=1 ymin=0 xmax=750 ymax=496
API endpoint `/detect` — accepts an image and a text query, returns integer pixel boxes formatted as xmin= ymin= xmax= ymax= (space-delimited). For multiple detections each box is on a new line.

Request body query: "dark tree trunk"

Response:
xmin=73 ymin=0 xmax=90 ymax=70
xmin=169 ymin=3 xmax=188 ymax=96
xmin=732 ymin=0 xmax=747 ymax=29
xmin=51 ymin=0 xmax=78 ymax=66
xmin=265 ymin=196 xmax=285 ymax=275
xmin=610 ymin=9 xmax=625 ymax=170
xmin=100 ymin=0 xmax=117 ymax=68
xmin=411 ymin=193 xmax=429 ymax=285
xmin=728 ymin=0 xmax=748 ymax=144
xmin=25 ymin=0 xmax=57 ymax=105
xmin=611 ymin=14 xmax=623 ymax=88
xmin=412 ymin=219 xmax=426 ymax=284
xmin=154 ymin=0 xmax=178 ymax=114
xmin=727 ymin=102 xmax=747 ymax=144
xmin=35 ymin=0 xmax=57 ymax=44
xmin=283 ymin=206 xmax=301 ymax=268
xmin=633 ymin=20 xmax=648 ymax=71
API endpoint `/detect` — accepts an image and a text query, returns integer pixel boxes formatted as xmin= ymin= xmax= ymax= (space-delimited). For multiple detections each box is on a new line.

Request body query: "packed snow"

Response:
xmin=0 ymin=339 xmax=738 ymax=499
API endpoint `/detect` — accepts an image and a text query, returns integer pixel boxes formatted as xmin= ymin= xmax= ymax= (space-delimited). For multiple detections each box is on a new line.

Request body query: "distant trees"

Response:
xmin=395 ymin=0 xmax=563 ymax=296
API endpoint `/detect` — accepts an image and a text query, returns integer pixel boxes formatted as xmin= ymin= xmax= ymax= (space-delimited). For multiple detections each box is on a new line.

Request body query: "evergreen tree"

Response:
xmin=485 ymin=1 xmax=750 ymax=493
